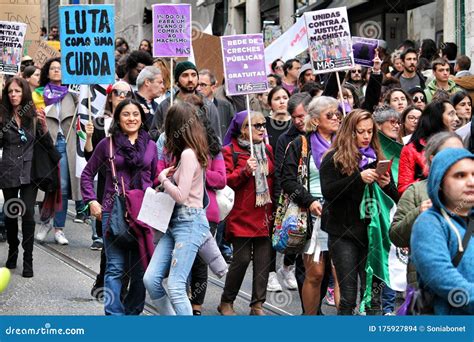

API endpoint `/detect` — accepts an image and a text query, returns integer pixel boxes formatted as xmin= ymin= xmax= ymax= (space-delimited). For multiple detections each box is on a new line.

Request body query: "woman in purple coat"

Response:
xmin=81 ymin=99 xmax=158 ymax=315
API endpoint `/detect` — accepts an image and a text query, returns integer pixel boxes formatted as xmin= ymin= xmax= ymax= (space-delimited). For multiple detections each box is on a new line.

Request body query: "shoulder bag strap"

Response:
xmin=109 ymin=137 xmax=120 ymax=194
xmin=452 ymin=217 xmax=474 ymax=267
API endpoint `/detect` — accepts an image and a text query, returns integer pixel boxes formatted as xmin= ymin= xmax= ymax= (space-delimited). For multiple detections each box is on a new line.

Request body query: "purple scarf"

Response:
xmin=43 ymin=83 xmax=69 ymax=106
xmin=310 ymin=132 xmax=333 ymax=169
xmin=114 ymin=129 xmax=150 ymax=189
xmin=358 ymin=146 xmax=377 ymax=170
xmin=223 ymin=111 xmax=248 ymax=146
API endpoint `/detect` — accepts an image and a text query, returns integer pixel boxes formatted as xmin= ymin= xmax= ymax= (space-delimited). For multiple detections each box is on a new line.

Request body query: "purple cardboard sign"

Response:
xmin=152 ymin=4 xmax=191 ymax=57
xmin=352 ymin=36 xmax=379 ymax=67
xmin=221 ymin=34 xmax=268 ymax=96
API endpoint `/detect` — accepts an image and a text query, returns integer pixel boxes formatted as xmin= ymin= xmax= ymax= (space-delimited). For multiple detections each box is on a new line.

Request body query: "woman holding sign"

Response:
xmin=218 ymin=110 xmax=275 ymax=315
xmin=81 ymin=99 xmax=158 ymax=315
xmin=143 ymin=102 xmax=211 ymax=316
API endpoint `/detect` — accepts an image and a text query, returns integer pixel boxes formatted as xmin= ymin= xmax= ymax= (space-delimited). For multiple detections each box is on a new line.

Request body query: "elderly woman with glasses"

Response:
xmin=218 ymin=111 xmax=275 ymax=316
xmin=281 ymin=96 xmax=342 ymax=315
xmin=373 ymin=105 xmax=403 ymax=144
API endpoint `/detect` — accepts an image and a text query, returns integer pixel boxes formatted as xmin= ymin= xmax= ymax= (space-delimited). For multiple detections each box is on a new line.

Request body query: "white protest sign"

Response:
xmin=264 ymin=16 xmax=308 ymax=74
xmin=304 ymin=7 xmax=354 ymax=74
xmin=0 ymin=21 xmax=26 ymax=75
xmin=137 ymin=188 xmax=176 ymax=233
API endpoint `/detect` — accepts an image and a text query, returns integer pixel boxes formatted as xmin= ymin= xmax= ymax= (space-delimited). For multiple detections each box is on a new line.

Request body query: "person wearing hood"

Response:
xmin=390 ymin=132 xmax=464 ymax=289
xmin=411 ymin=147 xmax=474 ymax=315
xmin=218 ymin=111 xmax=275 ymax=316
xmin=297 ymin=64 xmax=317 ymax=91
xmin=425 ymin=58 xmax=463 ymax=103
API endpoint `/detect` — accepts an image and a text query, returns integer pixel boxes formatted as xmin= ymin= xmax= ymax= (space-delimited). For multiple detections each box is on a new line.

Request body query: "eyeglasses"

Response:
xmin=388 ymin=119 xmax=401 ymax=126
xmin=351 ymin=70 xmax=362 ymax=74
xmin=275 ymin=66 xmax=283 ymax=71
xmin=49 ymin=66 xmax=61 ymax=71
xmin=246 ymin=123 xmax=266 ymax=130
xmin=198 ymin=83 xmax=211 ymax=88
xmin=406 ymin=115 xmax=420 ymax=122
xmin=112 ymin=89 xmax=132 ymax=98
xmin=326 ymin=111 xmax=342 ymax=120
xmin=413 ymin=95 xmax=425 ymax=102
xmin=18 ymin=128 xmax=27 ymax=144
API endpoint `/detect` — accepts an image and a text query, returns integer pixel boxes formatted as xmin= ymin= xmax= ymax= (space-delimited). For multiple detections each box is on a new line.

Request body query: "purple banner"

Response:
xmin=221 ymin=34 xmax=268 ymax=96
xmin=152 ymin=4 xmax=191 ymax=57
xmin=352 ymin=36 xmax=379 ymax=67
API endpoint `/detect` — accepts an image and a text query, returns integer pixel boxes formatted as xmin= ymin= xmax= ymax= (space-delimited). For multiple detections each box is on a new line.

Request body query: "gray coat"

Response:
xmin=0 ymin=117 xmax=35 ymax=189
xmin=45 ymin=93 xmax=82 ymax=201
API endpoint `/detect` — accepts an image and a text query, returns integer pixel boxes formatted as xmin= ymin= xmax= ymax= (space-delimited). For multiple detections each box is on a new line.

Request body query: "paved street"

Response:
xmin=0 ymin=202 xmax=336 ymax=316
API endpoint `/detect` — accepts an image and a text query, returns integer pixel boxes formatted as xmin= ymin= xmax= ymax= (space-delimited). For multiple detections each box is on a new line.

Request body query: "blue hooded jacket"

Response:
xmin=411 ymin=148 xmax=474 ymax=314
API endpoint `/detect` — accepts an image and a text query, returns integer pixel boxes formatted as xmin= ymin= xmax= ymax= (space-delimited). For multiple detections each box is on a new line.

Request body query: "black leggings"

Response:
xmin=329 ymin=234 xmax=381 ymax=315
xmin=3 ymin=184 xmax=38 ymax=263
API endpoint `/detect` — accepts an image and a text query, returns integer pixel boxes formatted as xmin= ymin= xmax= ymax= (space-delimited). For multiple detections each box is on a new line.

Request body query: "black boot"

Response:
xmin=21 ymin=223 xmax=35 ymax=278
xmin=5 ymin=248 xmax=18 ymax=269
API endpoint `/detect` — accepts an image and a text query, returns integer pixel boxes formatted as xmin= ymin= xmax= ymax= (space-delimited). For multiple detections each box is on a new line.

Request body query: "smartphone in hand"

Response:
xmin=375 ymin=160 xmax=392 ymax=175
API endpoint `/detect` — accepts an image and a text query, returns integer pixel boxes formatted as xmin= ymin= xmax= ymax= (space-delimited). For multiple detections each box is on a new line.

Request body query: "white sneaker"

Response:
xmin=36 ymin=222 xmax=52 ymax=243
xmin=54 ymin=230 xmax=69 ymax=245
xmin=277 ymin=266 xmax=298 ymax=290
xmin=267 ymin=272 xmax=283 ymax=292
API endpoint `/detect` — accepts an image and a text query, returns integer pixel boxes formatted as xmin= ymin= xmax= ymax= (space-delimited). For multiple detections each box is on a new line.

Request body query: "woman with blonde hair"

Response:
xmin=320 ymin=109 xmax=399 ymax=315
xmin=281 ymin=96 xmax=342 ymax=314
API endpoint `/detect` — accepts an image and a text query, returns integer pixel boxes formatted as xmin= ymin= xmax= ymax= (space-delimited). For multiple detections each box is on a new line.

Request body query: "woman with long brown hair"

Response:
xmin=320 ymin=109 xmax=399 ymax=315
xmin=143 ymin=102 xmax=210 ymax=316
xmin=0 ymin=77 xmax=46 ymax=277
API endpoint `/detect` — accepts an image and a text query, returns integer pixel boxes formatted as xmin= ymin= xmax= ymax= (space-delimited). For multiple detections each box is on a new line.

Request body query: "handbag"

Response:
xmin=30 ymin=119 xmax=61 ymax=192
xmin=216 ymin=185 xmax=235 ymax=221
xmin=106 ymin=137 xmax=137 ymax=249
xmin=272 ymin=136 xmax=309 ymax=254
xmin=397 ymin=211 xmax=474 ymax=315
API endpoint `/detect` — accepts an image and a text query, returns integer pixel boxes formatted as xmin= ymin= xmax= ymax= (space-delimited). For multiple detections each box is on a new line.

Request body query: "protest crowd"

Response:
xmin=0 ymin=4 xmax=473 ymax=317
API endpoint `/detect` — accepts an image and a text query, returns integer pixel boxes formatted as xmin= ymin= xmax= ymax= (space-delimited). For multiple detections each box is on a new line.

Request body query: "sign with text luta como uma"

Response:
xmin=59 ymin=5 xmax=115 ymax=85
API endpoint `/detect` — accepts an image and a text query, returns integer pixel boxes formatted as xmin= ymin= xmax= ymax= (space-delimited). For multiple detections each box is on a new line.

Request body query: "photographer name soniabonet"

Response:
xmin=426 ymin=325 xmax=466 ymax=333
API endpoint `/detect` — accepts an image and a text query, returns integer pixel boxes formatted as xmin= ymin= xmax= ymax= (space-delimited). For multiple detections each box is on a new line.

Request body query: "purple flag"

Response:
xmin=352 ymin=37 xmax=379 ymax=67
xmin=221 ymin=34 xmax=268 ymax=96
xmin=152 ymin=4 xmax=191 ymax=57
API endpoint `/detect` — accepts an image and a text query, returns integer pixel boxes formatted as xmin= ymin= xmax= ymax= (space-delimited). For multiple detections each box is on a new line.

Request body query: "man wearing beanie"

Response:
xmin=149 ymin=61 xmax=222 ymax=141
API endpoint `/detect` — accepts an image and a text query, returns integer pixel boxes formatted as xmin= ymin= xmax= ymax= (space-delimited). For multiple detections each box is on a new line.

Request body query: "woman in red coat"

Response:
xmin=218 ymin=111 xmax=275 ymax=316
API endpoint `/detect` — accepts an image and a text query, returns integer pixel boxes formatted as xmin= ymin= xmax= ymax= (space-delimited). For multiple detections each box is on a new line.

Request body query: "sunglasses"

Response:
xmin=351 ymin=70 xmax=362 ymax=74
xmin=112 ymin=89 xmax=132 ymax=98
xmin=247 ymin=123 xmax=266 ymax=130
xmin=18 ymin=128 xmax=27 ymax=144
xmin=413 ymin=95 xmax=425 ymax=102
xmin=326 ymin=111 xmax=342 ymax=120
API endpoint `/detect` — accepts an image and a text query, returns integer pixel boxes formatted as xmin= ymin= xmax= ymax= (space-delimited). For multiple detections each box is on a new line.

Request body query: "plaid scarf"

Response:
xmin=237 ymin=138 xmax=271 ymax=207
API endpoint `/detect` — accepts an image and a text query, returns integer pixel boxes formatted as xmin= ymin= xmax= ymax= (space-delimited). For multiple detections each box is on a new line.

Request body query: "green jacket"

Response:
xmin=389 ymin=180 xmax=429 ymax=288
xmin=424 ymin=78 xmax=462 ymax=103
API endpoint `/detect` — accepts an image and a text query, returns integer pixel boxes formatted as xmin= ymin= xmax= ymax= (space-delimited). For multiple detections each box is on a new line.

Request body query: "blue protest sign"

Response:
xmin=59 ymin=5 xmax=115 ymax=84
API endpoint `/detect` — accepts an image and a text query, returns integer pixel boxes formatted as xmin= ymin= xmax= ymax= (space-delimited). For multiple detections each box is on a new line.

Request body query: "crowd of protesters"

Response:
xmin=0 ymin=26 xmax=473 ymax=317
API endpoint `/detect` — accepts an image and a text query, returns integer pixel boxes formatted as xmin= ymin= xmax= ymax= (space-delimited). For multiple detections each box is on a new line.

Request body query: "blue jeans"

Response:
xmin=382 ymin=283 xmax=396 ymax=314
xmin=216 ymin=221 xmax=232 ymax=256
xmin=143 ymin=206 xmax=209 ymax=315
xmin=53 ymin=134 xmax=69 ymax=228
xmin=102 ymin=212 xmax=145 ymax=315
